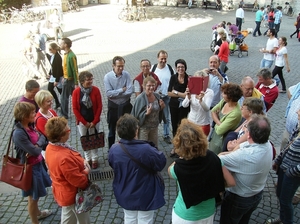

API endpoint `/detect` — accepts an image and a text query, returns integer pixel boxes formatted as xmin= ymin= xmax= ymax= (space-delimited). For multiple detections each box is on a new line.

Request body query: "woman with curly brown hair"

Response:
xmin=209 ymin=83 xmax=243 ymax=154
xmin=168 ymin=119 xmax=235 ymax=223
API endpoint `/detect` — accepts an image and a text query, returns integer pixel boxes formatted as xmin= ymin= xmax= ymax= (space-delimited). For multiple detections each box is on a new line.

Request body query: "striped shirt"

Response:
xmin=277 ymin=137 xmax=300 ymax=177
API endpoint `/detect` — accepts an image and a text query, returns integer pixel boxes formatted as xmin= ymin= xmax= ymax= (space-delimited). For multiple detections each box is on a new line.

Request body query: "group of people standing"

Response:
xmin=11 ymin=23 xmax=300 ymax=224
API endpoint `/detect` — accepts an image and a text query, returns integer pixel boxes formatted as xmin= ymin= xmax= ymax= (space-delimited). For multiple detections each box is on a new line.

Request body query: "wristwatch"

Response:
xmin=174 ymin=90 xmax=178 ymax=95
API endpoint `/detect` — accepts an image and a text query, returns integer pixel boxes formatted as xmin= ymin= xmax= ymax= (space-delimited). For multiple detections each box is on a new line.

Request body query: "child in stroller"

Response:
xmin=229 ymin=30 xmax=249 ymax=58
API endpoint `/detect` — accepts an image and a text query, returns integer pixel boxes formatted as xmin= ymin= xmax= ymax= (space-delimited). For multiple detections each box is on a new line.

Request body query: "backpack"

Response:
xmin=151 ymin=64 xmax=174 ymax=75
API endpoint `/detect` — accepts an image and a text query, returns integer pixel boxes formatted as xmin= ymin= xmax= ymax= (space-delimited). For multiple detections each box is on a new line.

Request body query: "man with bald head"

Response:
xmin=238 ymin=76 xmax=266 ymax=113
xmin=204 ymin=55 xmax=229 ymax=109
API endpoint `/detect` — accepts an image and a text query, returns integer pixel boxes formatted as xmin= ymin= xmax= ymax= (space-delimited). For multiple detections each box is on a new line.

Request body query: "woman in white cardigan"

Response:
xmin=182 ymin=70 xmax=214 ymax=136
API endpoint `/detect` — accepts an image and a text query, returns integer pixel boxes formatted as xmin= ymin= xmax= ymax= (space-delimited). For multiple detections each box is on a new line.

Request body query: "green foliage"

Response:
xmin=1 ymin=0 xmax=31 ymax=9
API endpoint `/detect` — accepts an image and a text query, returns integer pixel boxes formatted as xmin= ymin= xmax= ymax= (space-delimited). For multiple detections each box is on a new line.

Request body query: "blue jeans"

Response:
xmin=61 ymin=79 xmax=75 ymax=119
xmin=260 ymin=59 xmax=274 ymax=68
xmin=275 ymin=23 xmax=280 ymax=38
xmin=277 ymin=168 xmax=300 ymax=224
xmin=236 ymin=17 xmax=242 ymax=31
xmin=220 ymin=190 xmax=263 ymax=224
xmin=253 ymin=21 xmax=261 ymax=36
xmin=161 ymin=96 xmax=171 ymax=137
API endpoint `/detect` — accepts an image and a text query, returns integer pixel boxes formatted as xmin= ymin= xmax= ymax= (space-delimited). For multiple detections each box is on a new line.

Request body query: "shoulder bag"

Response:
xmin=75 ymin=181 xmax=103 ymax=214
xmin=80 ymin=128 xmax=105 ymax=151
xmin=0 ymin=130 xmax=32 ymax=191
xmin=119 ymin=143 xmax=165 ymax=188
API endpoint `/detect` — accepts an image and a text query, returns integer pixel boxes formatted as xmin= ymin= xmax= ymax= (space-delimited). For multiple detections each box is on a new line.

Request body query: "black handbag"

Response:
xmin=80 ymin=128 xmax=105 ymax=151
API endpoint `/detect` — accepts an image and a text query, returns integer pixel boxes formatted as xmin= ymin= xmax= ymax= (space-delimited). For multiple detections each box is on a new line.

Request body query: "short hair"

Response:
xmin=157 ymin=50 xmax=168 ymax=58
xmin=194 ymin=70 xmax=208 ymax=77
xmin=256 ymin=68 xmax=272 ymax=79
xmin=143 ymin=76 xmax=156 ymax=87
xmin=34 ymin=90 xmax=53 ymax=107
xmin=209 ymin=55 xmax=220 ymax=64
xmin=117 ymin=114 xmax=139 ymax=140
xmin=112 ymin=56 xmax=125 ymax=65
xmin=227 ymin=22 xmax=232 ymax=26
xmin=247 ymin=114 xmax=271 ymax=144
xmin=221 ymin=83 xmax=243 ymax=102
xmin=25 ymin=80 xmax=40 ymax=91
xmin=45 ymin=117 xmax=68 ymax=142
xmin=220 ymin=33 xmax=227 ymax=41
xmin=260 ymin=7 xmax=264 ymax=10
xmin=173 ymin=119 xmax=208 ymax=160
xmin=175 ymin=59 xmax=187 ymax=71
xmin=62 ymin=37 xmax=72 ymax=48
xmin=269 ymin=28 xmax=276 ymax=36
xmin=79 ymin=71 xmax=93 ymax=85
xmin=243 ymin=97 xmax=264 ymax=115
xmin=140 ymin=59 xmax=151 ymax=67
xmin=241 ymin=76 xmax=255 ymax=85
xmin=217 ymin=27 xmax=225 ymax=34
xmin=14 ymin=102 xmax=35 ymax=122
xmin=280 ymin=37 xmax=287 ymax=46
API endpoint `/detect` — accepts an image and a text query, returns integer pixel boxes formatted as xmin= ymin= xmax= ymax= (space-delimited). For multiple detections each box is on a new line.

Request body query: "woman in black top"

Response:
xmin=168 ymin=59 xmax=190 ymax=157
xmin=46 ymin=42 xmax=63 ymax=109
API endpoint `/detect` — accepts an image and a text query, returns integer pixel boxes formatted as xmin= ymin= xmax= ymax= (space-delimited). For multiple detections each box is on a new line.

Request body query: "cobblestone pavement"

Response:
xmin=0 ymin=4 xmax=300 ymax=224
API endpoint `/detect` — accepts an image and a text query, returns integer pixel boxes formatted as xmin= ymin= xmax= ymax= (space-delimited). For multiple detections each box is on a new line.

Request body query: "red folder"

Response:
xmin=188 ymin=76 xmax=209 ymax=94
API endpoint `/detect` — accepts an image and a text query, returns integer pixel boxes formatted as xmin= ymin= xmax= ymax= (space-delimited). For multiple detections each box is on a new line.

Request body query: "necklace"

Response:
xmin=39 ymin=109 xmax=54 ymax=119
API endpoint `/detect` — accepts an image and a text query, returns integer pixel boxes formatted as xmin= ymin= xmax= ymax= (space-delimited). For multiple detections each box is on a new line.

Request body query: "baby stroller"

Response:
xmin=229 ymin=30 xmax=248 ymax=58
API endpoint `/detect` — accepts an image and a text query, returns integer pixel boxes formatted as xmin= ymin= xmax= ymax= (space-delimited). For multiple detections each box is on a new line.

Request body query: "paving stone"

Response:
xmin=1 ymin=4 xmax=300 ymax=224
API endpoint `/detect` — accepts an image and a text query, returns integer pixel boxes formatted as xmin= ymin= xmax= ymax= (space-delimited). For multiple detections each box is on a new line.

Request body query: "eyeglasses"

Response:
xmin=177 ymin=66 xmax=185 ymax=69
xmin=146 ymin=85 xmax=155 ymax=87
xmin=141 ymin=65 xmax=150 ymax=68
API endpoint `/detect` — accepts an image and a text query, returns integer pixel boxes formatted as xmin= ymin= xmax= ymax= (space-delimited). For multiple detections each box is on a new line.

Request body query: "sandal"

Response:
xmin=37 ymin=209 xmax=52 ymax=220
xmin=92 ymin=161 xmax=98 ymax=169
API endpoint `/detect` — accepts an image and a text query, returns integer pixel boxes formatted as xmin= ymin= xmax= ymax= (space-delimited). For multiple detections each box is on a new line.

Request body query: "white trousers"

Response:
xmin=172 ymin=209 xmax=214 ymax=224
xmin=77 ymin=122 xmax=100 ymax=162
xmin=123 ymin=209 xmax=155 ymax=224
xmin=61 ymin=204 xmax=90 ymax=224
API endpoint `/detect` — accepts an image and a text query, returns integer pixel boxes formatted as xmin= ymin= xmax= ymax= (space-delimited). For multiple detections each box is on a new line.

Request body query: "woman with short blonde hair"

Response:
xmin=34 ymin=90 xmax=58 ymax=136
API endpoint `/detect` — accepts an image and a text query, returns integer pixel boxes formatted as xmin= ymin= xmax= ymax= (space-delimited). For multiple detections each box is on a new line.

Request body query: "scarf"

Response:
xmin=174 ymin=150 xmax=225 ymax=209
xmin=49 ymin=142 xmax=77 ymax=151
xmin=80 ymin=86 xmax=93 ymax=109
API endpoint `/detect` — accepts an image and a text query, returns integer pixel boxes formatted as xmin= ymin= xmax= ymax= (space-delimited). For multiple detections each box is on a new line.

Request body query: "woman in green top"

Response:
xmin=168 ymin=119 xmax=235 ymax=223
xmin=209 ymin=83 xmax=243 ymax=154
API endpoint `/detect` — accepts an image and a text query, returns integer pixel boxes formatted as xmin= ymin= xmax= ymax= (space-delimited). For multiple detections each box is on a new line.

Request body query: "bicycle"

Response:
xmin=0 ymin=10 xmax=12 ymax=24
xmin=67 ymin=0 xmax=80 ymax=12
xmin=118 ymin=4 xmax=147 ymax=22
xmin=136 ymin=4 xmax=147 ymax=21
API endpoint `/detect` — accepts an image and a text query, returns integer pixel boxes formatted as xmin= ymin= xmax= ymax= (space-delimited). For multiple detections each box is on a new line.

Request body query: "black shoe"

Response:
xmin=290 ymin=35 xmax=292 ymax=38
xmin=163 ymin=136 xmax=172 ymax=144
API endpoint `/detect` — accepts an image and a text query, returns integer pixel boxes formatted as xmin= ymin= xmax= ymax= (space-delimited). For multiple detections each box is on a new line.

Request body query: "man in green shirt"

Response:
xmin=253 ymin=7 xmax=264 ymax=37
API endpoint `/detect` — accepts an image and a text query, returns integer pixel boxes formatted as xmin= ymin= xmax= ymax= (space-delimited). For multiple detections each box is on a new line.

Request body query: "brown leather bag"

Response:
xmin=0 ymin=131 xmax=32 ymax=191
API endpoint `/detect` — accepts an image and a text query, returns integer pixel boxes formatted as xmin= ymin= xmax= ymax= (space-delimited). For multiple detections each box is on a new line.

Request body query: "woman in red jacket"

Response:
xmin=72 ymin=71 xmax=103 ymax=169
xmin=218 ymin=33 xmax=229 ymax=74
xmin=45 ymin=117 xmax=90 ymax=223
